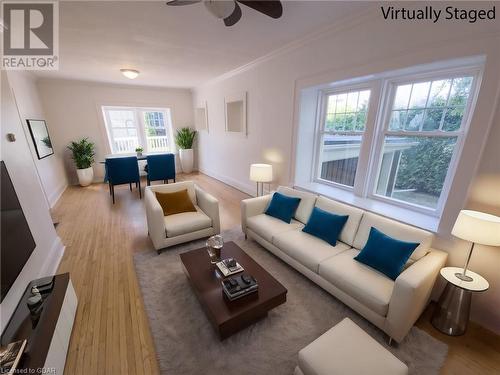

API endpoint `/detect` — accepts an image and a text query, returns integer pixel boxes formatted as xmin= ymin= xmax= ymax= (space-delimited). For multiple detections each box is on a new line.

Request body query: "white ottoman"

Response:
xmin=295 ymin=318 xmax=408 ymax=375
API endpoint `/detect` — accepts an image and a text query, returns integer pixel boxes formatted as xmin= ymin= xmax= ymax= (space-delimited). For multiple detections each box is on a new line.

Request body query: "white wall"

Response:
xmin=193 ymin=8 xmax=500 ymax=332
xmin=36 ymin=79 xmax=194 ymax=183
xmin=462 ymin=103 xmax=500 ymax=332
xmin=7 ymin=72 xmax=68 ymax=208
xmin=1 ymin=72 xmax=65 ymax=332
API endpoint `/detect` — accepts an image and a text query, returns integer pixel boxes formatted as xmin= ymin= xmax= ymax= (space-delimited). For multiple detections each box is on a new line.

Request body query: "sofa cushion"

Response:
xmin=155 ymin=189 xmax=197 ymax=216
xmin=315 ymin=196 xmax=364 ymax=246
xmin=164 ymin=206 xmax=212 ymax=237
xmin=151 ymin=180 xmax=197 ymax=204
xmin=265 ymin=192 xmax=301 ymax=223
xmin=353 ymin=212 xmax=433 ymax=261
xmin=355 ymin=227 xmax=419 ymax=280
xmin=277 ymin=186 xmax=317 ymax=224
xmin=319 ymin=249 xmax=395 ymax=316
xmin=247 ymin=214 xmax=304 ymax=243
xmin=273 ymin=230 xmax=350 ymax=273
xmin=298 ymin=318 xmax=408 ymax=375
xmin=302 ymin=207 xmax=348 ymax=246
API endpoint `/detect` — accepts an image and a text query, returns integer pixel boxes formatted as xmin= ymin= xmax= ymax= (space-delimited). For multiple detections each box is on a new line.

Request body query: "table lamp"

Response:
xmin=250 ymin=164 xmax=272 ymax=197
xmin=451 ymin=209 xmax=500 ymax=281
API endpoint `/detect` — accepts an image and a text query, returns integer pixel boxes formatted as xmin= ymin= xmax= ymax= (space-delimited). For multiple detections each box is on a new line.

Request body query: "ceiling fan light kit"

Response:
xmin=166 ymin=0 xmax=283 ymax=27
xmin=204 ymin=0 xmax=235 ymax=19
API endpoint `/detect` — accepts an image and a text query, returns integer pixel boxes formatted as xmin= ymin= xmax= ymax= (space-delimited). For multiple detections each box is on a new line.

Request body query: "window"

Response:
xmin=102 ymin=106 xmax=173 ymax=154
xmin=317 ymin=89 xmax=371 ymax=187
xmin=374 ymin=76 xmax=473 ymax=211
xmin=308 ymin=63 xmax=481 ymax=218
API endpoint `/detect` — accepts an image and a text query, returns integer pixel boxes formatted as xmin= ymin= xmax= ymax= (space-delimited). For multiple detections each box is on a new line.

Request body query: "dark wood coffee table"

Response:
xmin=180 ymin=241 xmax=287 ymax=339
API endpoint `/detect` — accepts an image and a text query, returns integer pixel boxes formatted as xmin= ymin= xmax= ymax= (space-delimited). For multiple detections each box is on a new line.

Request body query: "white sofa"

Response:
xmin=241 ymin=186 xmax=447 ymax=343
xmin=145 ymin=181 xmax=220 ymax=252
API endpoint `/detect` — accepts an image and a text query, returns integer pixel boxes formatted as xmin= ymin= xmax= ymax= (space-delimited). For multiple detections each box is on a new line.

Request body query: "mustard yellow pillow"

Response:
xmin=155 ymin=189 xmax=197 ymax=216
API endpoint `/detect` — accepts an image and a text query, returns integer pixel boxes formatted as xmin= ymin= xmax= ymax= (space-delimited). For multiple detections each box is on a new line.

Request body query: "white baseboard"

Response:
xmin=47 ymin=183 xmax=68 ymax=208
xmin=198 ymin=166 xmax=255 ymax=196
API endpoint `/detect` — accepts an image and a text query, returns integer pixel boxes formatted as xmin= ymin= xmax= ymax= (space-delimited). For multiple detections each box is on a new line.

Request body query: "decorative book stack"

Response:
xmin=222 ymin=274 xmax=258 ymax=301
xmin=216 ymin=258 xmax=244 ymax=277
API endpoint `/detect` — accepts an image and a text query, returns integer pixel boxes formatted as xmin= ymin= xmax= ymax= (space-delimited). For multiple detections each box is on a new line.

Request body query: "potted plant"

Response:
xmin=175 ymin=127 xmax=197 ymax=173
xmin=67 ymin=138 xmax=95 ymax=187
xmin=135 ymin=146 xmax=144 ymax=157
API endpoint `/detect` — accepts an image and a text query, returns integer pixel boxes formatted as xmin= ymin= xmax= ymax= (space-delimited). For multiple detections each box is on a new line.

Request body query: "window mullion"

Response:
xmin=439 ymin=79 xmax=454 ymax=131
xmin=136 ymin=109 xmax=147 ymax=151
xmin=354 ymin=84 xmax=380 ymax=196
xmin=385 ymin=130 xmax=462 ymax=137
xmin=419 ymin=82 xmax=433 ymax=131
xmin=104 ymin=109 xmax=115 ymax=153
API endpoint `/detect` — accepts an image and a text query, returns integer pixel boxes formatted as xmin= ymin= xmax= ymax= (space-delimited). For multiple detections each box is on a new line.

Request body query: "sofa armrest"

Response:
xmin=195 ymin=185 xmax=220 ymax=234
xmin=145 ymin=187 xmax=166 ymax=250
xmin=240 ymin=194 xmax=272 ymax=234
xmin=385 ymin=249 xmax=447 ymax=342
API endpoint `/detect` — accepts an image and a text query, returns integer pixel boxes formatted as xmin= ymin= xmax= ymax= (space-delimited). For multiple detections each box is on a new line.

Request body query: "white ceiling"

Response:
xmin=34 ymin=1 xmax=369 ymax=88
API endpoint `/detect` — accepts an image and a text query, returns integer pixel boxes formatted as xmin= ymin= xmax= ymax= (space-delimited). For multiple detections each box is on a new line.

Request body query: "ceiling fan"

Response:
xmin=166 ymin=0 xmax=283 ymax=27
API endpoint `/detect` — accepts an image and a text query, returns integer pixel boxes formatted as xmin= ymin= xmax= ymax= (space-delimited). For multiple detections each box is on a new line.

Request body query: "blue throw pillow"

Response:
xmin=265 ymin=192 xmax=301 ymax=223
xmin=354 ymin=227 xmax=419 ymax=280
xmin=302 ymin=207 xmax=348 ymax=246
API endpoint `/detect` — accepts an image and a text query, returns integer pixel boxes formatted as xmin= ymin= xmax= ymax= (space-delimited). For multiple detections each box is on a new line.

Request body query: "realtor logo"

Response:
xmin=2 ymin=1 xmax=59 ymax=70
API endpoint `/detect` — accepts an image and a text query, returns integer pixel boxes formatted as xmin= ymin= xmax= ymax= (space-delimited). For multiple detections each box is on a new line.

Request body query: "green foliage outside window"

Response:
xmin=395 ymin=137 xmax=456 ymax=196
xmin=390 ymin=77 xmax=471 ymax=199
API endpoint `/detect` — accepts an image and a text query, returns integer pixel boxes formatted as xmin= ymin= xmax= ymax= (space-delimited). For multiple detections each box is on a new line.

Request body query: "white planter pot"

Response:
xmin=179 ymin=148 xmax=194 ymax=174
xmin=76 ymin=166 xmax=94 ymax=187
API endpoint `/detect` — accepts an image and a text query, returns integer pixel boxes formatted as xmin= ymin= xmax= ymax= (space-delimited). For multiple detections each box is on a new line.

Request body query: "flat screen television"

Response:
xmin=1 ymin=161 xmax=36 ymax=302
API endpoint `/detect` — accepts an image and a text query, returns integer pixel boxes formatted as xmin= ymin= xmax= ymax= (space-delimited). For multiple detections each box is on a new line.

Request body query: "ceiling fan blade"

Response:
xmin=224 ymin=2 xmax=242 ymax=26
xmin=237 ymin=1 xmax=283 ymax=19
xmin=166 ymin=0 xmax=201 ymax=6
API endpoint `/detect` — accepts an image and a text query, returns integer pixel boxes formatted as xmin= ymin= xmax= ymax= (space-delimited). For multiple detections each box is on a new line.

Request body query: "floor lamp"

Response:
xmin=250 ymin=164 xmax=273 ymax=197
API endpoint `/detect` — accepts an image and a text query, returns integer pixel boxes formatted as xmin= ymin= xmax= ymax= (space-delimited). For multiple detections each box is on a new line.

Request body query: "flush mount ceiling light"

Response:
xmin=120 ymin=69 xmax=139 ymax=79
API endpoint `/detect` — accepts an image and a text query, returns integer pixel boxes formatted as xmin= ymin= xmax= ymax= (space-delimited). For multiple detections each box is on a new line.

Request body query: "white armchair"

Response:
xmin=145 ymin=181 xmax=220 ymax=253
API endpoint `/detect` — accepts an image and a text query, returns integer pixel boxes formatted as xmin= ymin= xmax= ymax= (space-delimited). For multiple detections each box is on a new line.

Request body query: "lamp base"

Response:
xmin=455 ymin=272 xmax=473 ymax=282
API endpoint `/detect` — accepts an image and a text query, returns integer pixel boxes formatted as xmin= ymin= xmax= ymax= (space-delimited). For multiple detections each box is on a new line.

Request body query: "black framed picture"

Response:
xmin=26 ymin=119 xmax=54 ymax=159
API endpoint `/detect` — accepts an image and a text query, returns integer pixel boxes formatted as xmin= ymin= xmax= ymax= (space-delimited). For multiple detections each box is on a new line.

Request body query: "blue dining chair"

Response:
xmin=105 ymin=156 xmax=141 ymax=204
xmin=146 ymin=154 xmax=176 ymax=185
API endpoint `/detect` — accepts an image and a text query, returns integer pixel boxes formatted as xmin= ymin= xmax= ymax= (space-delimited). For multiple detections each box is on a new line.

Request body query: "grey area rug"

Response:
xmin=134 ymin=228 xmax=448 ymax=375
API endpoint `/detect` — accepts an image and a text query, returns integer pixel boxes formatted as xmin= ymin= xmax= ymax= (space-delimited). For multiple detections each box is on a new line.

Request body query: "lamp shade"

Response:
xmin=250 ymin=164 xmax=272 ymax=182
xmin=451 ymin=210 xmax=500 ymax=246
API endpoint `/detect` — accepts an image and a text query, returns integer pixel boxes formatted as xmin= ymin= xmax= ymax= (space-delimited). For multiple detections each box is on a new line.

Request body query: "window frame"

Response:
xmin=313 ymin=82 xmax=377 ymax=192
xmin=311 ymin=65 xmax=482 ymax=217
xmin=367 ymin=68 xmax=481 ymax=216
xmin=102 ymin=105 xmax=173 ymax=154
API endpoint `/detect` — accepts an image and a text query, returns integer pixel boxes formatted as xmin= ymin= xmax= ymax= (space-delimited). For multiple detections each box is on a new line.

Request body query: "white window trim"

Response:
xmin=312 ymin=82 xmax=379 ymax=194
xmin=367 ymin=68 xmax=482 ymax=216
xmin=101 ymin=105 xmax=174 ymax=154
xmin=309 ymin=61 xmax=484 ymax=223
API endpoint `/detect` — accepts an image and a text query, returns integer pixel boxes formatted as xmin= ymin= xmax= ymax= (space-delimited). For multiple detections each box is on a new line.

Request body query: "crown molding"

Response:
xmin=197 ymin=5 xmax=380 ymax=89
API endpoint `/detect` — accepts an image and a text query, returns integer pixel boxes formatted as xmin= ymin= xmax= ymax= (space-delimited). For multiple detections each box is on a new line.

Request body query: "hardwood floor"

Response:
xmin=53 ymin=173 xmax=500 ymax=374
